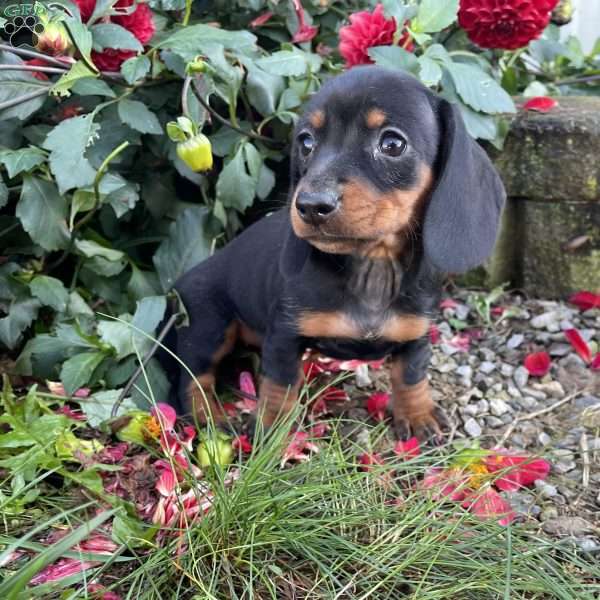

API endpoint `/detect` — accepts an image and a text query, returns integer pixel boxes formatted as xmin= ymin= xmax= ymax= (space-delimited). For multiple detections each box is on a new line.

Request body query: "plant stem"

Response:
xmin=554 ymin=73 xmax=600 ymax=86
xmin=0 ymin=43 xmax=73 ymax=68
xmin=0 ymin=87 xmax=50 ymax=112
xmin=190 ymin=77 xmax=283 ymax=146
xmin=182 ymin=0 xmax=193 ymax=26
xmin=181 ymin=75 xmax=192 ymax=120
xmin=0 ymin=64 xmax=67 ymax=74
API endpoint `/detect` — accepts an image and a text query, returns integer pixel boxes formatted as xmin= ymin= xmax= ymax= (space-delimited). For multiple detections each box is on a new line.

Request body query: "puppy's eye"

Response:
xmin=298 ymin=133 xmax=315 ymax=157
xmin=379 ymin=131 xmax=407 ymax=157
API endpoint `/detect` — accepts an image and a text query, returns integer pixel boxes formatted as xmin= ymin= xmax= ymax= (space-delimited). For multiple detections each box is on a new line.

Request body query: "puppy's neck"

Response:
xmin=346 ymin=256 xmax=404 ymax=312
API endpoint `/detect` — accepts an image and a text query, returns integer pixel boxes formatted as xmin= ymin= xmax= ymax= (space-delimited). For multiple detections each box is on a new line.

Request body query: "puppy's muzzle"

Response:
xmin=296 ymin=191 xmax=340 ymax=226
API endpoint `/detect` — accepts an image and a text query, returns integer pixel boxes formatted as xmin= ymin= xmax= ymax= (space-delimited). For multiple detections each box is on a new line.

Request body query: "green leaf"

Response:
xmin=83 ymin=389 xmax=136 ymax=427
xmin=121 ymin=55 xmax=151 ymax=84
xmin=246 ymin=66 xmax=284 ymax=116
xmin=91 ymin=23 xmax=143 ymax=51
xmin=71 ymin=77 xmax=116 ymax=97
xmin=118 ymin=99 xmax=162 ymax=135
xmin=412 ymin=0 xmax=458 ymax=33
xmin=131 ymin=295 xmax=166 ymax=354
xmin=0 ymin=147 xmax=45 ymax=178
xmin=155 ymin=23 xmax=256 ymax=57
xmin=29 ymin=276 xmax=69 ymax=312
xmin=0 ymin=53 xmax=48 ymax=121
xmin=256 ymin=51 xmax=306 ymax=77
xmin=16 ymin=175 xmax=70 ymax=251
xmin=128 ymin=266 xmax=161 ymax=300
xmin=43 ymin=115 xmax=99 ymax=193
xmin=112 ymin=513 xmax=155 ymax=547
xmin=216 ymin=146 xmax=256 ymax=212
xmin=418 ymin=56 xmax=442 ymax=86
xmin=0 ymin=295 xmax=40 ymax=350
xmin=75 ymin=238 xmax=125 ymax=262
xmin=368 ymin=46 xmax=419 ymax=74
xmin=153 ymin=206 xmax=212 ymax=291
xmin=0 ymin=179 xmax=6 ymax=209
xmin=51 ymin=61 xmax=98 ymax=97
xmin=457 ymin=103 xmax=498 ymax=141
xmin=63 ymin=17 xmax=95 ymax=69
xmin=381 ymin=1 xmax=418 ymax=23
xmin=98 ymin=319 xmax=134 ymax=360
xmin=445 ymin=62 xmax=515 ymax=114
xmin=60 ymin=351 xmax=105 ymax=396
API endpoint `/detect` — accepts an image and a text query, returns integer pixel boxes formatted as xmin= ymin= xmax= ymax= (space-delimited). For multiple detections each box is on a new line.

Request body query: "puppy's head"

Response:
xmin=282 ymin=66 xmax=505 ymax=275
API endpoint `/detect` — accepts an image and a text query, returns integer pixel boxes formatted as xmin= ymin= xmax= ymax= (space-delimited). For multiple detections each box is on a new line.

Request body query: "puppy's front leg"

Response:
xmin=390 ymin=340 xmax=447 ymax=442
xmin=259 ymin=330 xmax=303 ymax=428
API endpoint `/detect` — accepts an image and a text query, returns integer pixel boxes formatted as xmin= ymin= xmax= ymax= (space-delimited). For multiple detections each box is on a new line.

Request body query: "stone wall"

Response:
xmin=483 ymin=96 xmax=600 ymax=297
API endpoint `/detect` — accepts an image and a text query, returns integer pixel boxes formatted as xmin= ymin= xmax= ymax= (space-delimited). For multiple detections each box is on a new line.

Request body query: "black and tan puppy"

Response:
xmin=161 ymin=66 xmax=505 ymax=440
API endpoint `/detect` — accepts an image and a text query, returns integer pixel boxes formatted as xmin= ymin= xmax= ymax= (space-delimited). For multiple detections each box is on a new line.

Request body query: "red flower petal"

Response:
xmin=250 ymin=10 xmax=274 ymax=28
xmin=569 ymin=291 xmax=600 ymax=311
xmin=303 ymin=360 xmax=326 ymax=381
xmin=239 ymin=371 xmax=257 ymax=397
xmin=56 ymin=405 xmax=87 ymax=421
xmin=366 ymin=391 xmax=389 ymax=422
xmin=523 ymin=351 xmax=551 ymax=377
xmin=484 ymin=451 xmax=551 ymax=491
xmin=282 ymin=431 xmax=319 ymax=465
xmin=429 ymin=323 xmax=441 ymax=344
xmin=321 ymin=386 xmax=348 ymax=402
xmin=151 ymin=403 xmax=177 ymax=430
xmin=394 ymin=436 xmax=420 ymax=459
xmin=420 ymin=467 xmax=470 ymax=501
xmin=233 ymin=434 xmax=253 ymax=453
xmin=24 ymin=58 xmax=49 ymax=81
xmin=591 ymin=353 xmax=600 ymax=371
xmin=310 ymin=422 xmax=329 ymax=438
xmin=439 ymin=298 xmax=459 ymax=310
xmin=30 ymin=558 xmax=98 ymax=585
xmin=523 ymin=96 xmax=558 ymax=112
xmin=449 ymin=333 xmax=470 ymax=352
xmin=358 ymin=452 xmax=384 ymax=470
xmin=564 ymin=328 xmax=592 ymax=364
xmin=462 ymin=487 xmax=516 ymax=526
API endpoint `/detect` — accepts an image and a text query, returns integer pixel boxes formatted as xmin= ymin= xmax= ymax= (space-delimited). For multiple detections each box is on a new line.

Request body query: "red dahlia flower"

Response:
xmin=569 ymin=290 xmax=600 ymax=311
xmin=74 ymin=0 xmax=155 ymax=71
xmin=458 ymin=0 xmax=559 ymax=50
xmin=339 ymin=3 xmax=412 ymax=68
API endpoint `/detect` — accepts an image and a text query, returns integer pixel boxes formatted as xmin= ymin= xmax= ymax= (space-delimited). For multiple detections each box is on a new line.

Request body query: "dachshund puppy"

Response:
xmin=160 ymin=66 xmax=505 ymax=440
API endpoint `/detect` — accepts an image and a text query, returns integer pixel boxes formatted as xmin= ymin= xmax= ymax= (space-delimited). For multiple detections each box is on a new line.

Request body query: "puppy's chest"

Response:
xmin=298 ymin=259 xmax=429 ymax=344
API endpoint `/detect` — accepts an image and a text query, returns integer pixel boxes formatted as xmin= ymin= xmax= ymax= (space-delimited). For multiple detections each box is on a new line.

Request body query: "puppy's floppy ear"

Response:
xmin=423 ymin=99 xmax=506 ymax=273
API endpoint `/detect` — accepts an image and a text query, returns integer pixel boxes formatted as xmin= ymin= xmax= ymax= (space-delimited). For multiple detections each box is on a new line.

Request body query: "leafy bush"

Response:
xmin=0 ymin=0 xmax=598 ymax=403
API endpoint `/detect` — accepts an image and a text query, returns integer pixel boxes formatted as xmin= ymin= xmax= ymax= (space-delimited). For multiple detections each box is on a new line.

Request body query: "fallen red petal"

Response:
xmin=358 ymin=452 xmax=384 ymax=470
xmin=282 ymin=431 xmax=319 ymax=465
xmin=320 ymin=386 xmax=348 ymax=402
xmin=151 ymin=403 xmax=177 ymax=430
xmin=420 ymin=467 xmax=470 ymax=502
xmin=429 ymin=323 xmax=441 ymax=344
xmin=462 ymin=487 xmax=516 ymax=525
xmin=569 ymin=291 xmax=600 ymax=311
xmin=239 ymin=371 xmax=257 ymax=397
xmin=484 ymin=451 xmax=551 ymax=492
xmin=564 ymin=328 xmax=592 ymax=364
xmin=366 ymin=391 xmax=389 ymax=422
xmin=523 ymin=96 xmax=558 ymax=112
xmin=250 ymin=10 xmax=273 ymax=27
xmin=439 ymin=298 xmax=459 ymax=310
xmin=449 ymin=334 xmax=470 ymax=352
xmin=30 ymin=558 xmax=98 ymax=585
xmin=523 ymin=351 xmax=551 ymax=377
xmin=394 ymin=436 xmax=420 ymax=459
xmin=233 ymin=434 xmax=253 ymax=453
xmin=591 ymin=353 xmax=600 ymax=371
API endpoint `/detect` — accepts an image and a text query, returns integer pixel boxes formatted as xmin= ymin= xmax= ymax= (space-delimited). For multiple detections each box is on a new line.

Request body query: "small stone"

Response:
xmin=479 ymin=347 xmax=496 ymax=362
xmin=531 ymin=311 xmax=561 ymax=331
xmin=354 ymin=364 xmax=372 ymax=388
xmin=464 ymin=417 xmax=482 ymax=437
xmin=548 ymin=343 xmax=572 ymax=357
xmin=513 ymin=366 xmax=529 ymax=389
xmin=542 ymin=517 xmax=593 ymax=537
xmin=507 ymin=333 xmax=524 ymax=349
xmin=486 ymin=416 xmax=504 ymax=428
xmin=555 ymin=459 xmax=577 ymax=474
xmin=577 ymin=538 xmax=600 ymax=553
xmin=559 ymin=319 xmax=574 ymax=331
xmin=535 ymin=481 xmax=558 ymax=498
xmin=479 ymin=361 xmax=496 ymax=374
xmin=521 ymin=387 xmax=547 ymax=401
xmin=440 ymin=343 xmax=459 ymax=356
xmin=574 ymin=395 xmax=600 ymax=410
xmin=437 ymin=322 xmax=452 ymax=338
xmin=531 ymin=381 xmax=564 ymax=398
xmin=437 ymin=359 xmax=458 ymax=373
xmin=490 ymin=398 xmax=511 ymax=416
xmin=538 ymin=432 xmax=551 ymax=446
xmin=500 ymin=363 xmax=514 ymax=377
xmin=463 ymin=404 xmax=479 ymax=417
xmin=517 ymin=396 xmax=538 ymax=410
xmin=507 ymin=384 xmax=521 ymax=399
xmin=540 ymin=507 xmax=558 ymax=521
xmin=454 ymin=303 xmax=470 ymax=320
xmin=476 ymin=399 xmax=489 ymax=414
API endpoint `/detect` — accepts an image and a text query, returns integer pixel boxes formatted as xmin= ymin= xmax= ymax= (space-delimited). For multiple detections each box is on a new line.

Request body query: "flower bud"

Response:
xmin=176 ymin=133 xmax=213 ymax=172
xmin=197 ymin=431 xmax=233 ymax=468
xmin=36 ymin=19 xmax=72 ymax=56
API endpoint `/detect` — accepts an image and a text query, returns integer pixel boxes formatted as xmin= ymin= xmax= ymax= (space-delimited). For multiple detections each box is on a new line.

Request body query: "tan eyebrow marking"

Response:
xmin=308 ymin=109 xmax=325 ymax=128
xmin=366 ymin=108 xmax=386 ymax=129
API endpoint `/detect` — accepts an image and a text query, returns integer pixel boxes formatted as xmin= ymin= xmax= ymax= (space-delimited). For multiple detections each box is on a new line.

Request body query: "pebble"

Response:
xmin=577 ymin=538 xmax=600 ymax=553
xmin=506 ymin=383 xmax=521 ymax=399
xmin=476 ymin=399 xmax=489 ymax=414
xmin=574 ymin=395 xmax=600 ymax=410
xmin=464 ymin=417 xmax=482 ymax=437
xmin=486 ymin=416 xmax=504 ymax=428
xmin=535 ymin=481 xmax=558 ymax=498
xmin=440 ymin=343 xmax=459 ymax=356
xmin=542 ymin=517 xmax=593 ymax=537
xmin=354 ymin=364 xmax=372 ymax=388
xmin=513 ymin=366 xmax=529 ymax=389
xmin=521 ymin=387 xmax=547 ymax=401
xmin=537 ymin=432 xmax=551 ymax=446
xmin=516 ymin=396 xmax=538 ymax=410
xmin=548 ymin=343 xmax=572 ymax=357
xmin=531 ymin=381 xmax=564 ymax=398
xmin=540 ymin=507 xmax=558 ymax=521
xmin=454 ymin=303 xmax=470 ymax=320
xmin=531 ymin=311 xmax=561 ymax=331
xmin=437 ymin=359 xmax=458 ymax=373
xmin=506 ymin=333 xmax=524 ymax=349
xmin=479 ymin=361 xmax=496 ymax=374
xmin=500 ymin=363 xmax=514 ymax=377
xmin=490 ymin=398 xmax=511 ymax=416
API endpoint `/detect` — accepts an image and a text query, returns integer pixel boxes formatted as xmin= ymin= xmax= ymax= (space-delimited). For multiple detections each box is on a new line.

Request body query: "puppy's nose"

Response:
xmin=296 ymin=191 xmax=339 ymax=225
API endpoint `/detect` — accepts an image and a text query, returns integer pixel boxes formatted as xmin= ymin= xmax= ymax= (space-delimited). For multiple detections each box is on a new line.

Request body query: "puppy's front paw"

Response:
xmin=393 ymin=404 xmax=448 ymax=444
